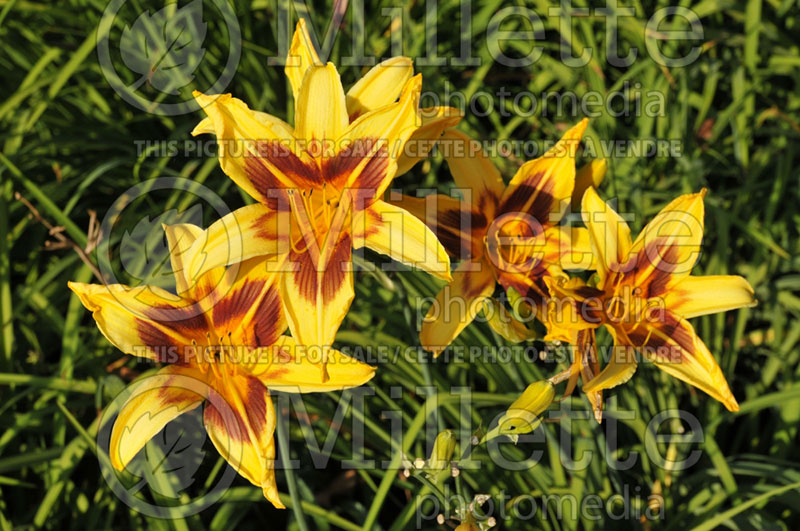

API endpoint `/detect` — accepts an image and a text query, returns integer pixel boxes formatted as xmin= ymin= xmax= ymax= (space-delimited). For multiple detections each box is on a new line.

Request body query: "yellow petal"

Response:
xmin=352 ymin=200 xmax=451 ymax=281
xmin=204 ymin=375 xmax=283 ymax=508
xmin=163 ymin=223 xmax=204 ymax=296
xmin=395 ymin=106 xmax=463 ymax=176
xmin=110 ymin=365 xmax=205 ymax=471
xmin=294 ymin=63 xmax=349 ymax=146
xmin=285 ymin=19 xmax=321 ymax=102
xmin=336 ymin=74 xmax=422 ymax=198
xmin=573 ymin=328 xmax=603 ymax=423
xmin=572 ymin=158 xmax=607 ymax=210
xmin=542 ymin=314 xmax=581 ymax=344
xmin=192 ymin=116 xmax=214 ymax=135
xmin=540 ymin=225 xmax=595 ymax=271
xmin=193 ymin=110 xmax=302 ymax=136
xmin=419 ymin=260 xmax=495 ymax=356
xmin=581 ymin=186 xmax=632 ymax=285
xmin=498 ymin=119 xmax=588 ymax=226
xmin=390 ymin=193 xmax=486 ymax=260
xmin=183 ymin=204 xmax=287 ymax=283
xmin=439 ymin=129 xmax=504 ymax=217
xmin=541 ymin=276 xmax=602 ymax=342
xmin=582 ymin=341 xmax=638 ymax=393
xmin=192 ymin=92 xmax=305 ymax=203
xmin=253 ymin=336 xmax=375 ymax=392
xmin=625 ymin=190 xmax=706 ymax=294
xmin=620 ymin=312 xmax=739 ymax=411
xmin=162 ymin=221 xmax=251 ymax=320
xmin=281 ymin=234 xmax=354 ymax=381
xmin=664 ymin=275 xmax=756 ymax=319
xmin=346 ymin=56 xmax=413 ymax=118
xmin=68 ymin=281 xmax=205 ymax=362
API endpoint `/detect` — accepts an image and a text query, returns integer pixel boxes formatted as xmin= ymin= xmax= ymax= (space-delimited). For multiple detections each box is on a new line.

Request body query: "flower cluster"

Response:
xmin=408 ymin=124 xmax=756 ymax=424
xmin=69 ymin=20 xmax=756 ymax=507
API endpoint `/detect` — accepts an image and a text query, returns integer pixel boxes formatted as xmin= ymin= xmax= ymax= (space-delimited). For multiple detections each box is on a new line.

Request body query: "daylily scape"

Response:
xmin=69 ymin=20 xmax=756 ymax=507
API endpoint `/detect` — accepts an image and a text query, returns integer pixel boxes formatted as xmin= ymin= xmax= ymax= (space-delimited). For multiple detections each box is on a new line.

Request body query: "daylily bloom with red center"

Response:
xmin=68 ymin=224 xmax=375 ymax=508
xmin=187 ymin=21 xmax=458 ymax=379
xmin=394 ymin=120 xmax=595 ymax=354
xmin=545 ymin=188 xmax=757 ymax=411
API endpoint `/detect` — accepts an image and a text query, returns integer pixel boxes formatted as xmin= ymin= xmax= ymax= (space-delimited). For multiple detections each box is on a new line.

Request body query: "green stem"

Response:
xmin=395 ymin=275 xmax=443 ymax=432
xmin=0 ymin=180 xmax=12 ymax=369
xmin=362 ymin=393 xmax=511 ymax=530
xmin=221 ymin=487 xmax=362 ymax=531
xmin=0 ymin=153 xmax=88 ymax=247
xmin=275 ymin=404 xmax=310 ymax=531
xmin=0 ymin=373 xmax=96 ymax=394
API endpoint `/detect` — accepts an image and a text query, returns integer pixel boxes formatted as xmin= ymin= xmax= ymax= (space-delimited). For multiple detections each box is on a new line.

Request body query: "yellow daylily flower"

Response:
xmin=68 ymin=224 xmax=375 ymax=508
xmin=189 ymin=21 xmax=459 ymax=380
xmin=545 ymin=188 xmax=757 ymax=411
xmin=393 ymin=120 xmax=595 ymax=355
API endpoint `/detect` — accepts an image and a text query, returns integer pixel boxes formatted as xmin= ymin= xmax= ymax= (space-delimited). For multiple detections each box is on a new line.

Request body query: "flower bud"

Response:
xmin=483 ymin=380 xmax=555 ymax=443
xmin=508 ymin=380 xmax=556 ymax=419
xmin=428 ymin=429 xmax=457 ymax=473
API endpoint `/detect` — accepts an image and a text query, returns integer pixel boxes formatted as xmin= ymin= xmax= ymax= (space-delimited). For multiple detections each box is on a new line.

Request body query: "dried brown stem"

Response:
xmin=15 ymin=192 xmax=104 ymax=282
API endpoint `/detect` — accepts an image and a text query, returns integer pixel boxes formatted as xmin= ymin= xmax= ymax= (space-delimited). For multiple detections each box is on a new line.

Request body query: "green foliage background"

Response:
xmin=1 ymin=0 xmax=799 ymax=529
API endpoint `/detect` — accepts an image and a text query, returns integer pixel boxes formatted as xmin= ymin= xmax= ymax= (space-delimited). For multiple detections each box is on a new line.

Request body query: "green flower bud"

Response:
xmin=482 ymin=380 xmax=555 ymax=443
xmin=508 ymin=380 xmax=556 ymax=419
xmin=428 ymin=429 xmax=457 ymax=473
